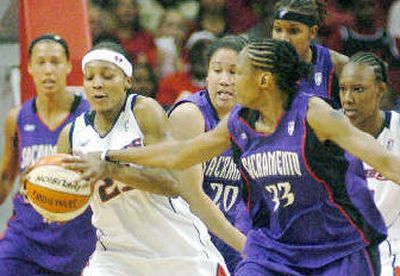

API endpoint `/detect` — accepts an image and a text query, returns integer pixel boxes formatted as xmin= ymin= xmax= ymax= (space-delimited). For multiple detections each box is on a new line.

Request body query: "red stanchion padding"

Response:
xmin=19 ymin=0 xmax=92 ymax=103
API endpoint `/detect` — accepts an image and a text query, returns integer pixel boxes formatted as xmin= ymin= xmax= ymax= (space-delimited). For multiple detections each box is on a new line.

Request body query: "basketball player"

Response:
xmin=0 ymin=34 xmax=95 ymax=275
xmin=271 ymin=0 xmax=349 ymax=103
xmin=97 ymin=39 xmax=400 ymax=275
xmin=168 ymin=35 xmax=250 ymax=274
xmin=339 ymin=52 xmax=400 ymax=276
xmin=58 ymin=41 xmax=240 ymax=275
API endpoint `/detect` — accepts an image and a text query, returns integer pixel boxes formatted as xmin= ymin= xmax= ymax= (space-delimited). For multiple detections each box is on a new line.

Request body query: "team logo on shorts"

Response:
xmin=240 ymin=132 xmax=247 ymax=140
xmin=314 ymin=72 xmax=322 ymax=86
xmin=288 ymin=121 xmax=295 ymax=136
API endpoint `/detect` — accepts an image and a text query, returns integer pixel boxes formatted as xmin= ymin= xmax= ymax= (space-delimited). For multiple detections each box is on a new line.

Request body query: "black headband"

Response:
xmin=28 ymin=33 xmax=70 ymax=59
xmin=274 ymin=9 xmax=317 ymax=27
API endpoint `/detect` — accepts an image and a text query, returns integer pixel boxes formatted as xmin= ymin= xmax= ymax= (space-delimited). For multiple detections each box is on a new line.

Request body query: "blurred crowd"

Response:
xmin=88 ymin=0 xmax=400 ymax=110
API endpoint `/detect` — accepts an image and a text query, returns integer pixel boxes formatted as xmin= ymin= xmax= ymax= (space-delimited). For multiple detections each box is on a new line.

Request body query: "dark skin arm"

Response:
xmin=105 ymin=116 xmax=232 ymax=169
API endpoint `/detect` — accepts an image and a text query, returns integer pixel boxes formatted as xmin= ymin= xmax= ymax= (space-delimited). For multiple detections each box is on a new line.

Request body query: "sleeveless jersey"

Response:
xmin=227 ymin=93 xmax=386 ymax=269
xmin=171 ymin=90 xmax=250 ymax=273
xmin=364 ymin=111 xmax=400 ymax=271
xmin=298 ymin=44 xmax=336 ymax=101
xmin=71 ymin=94 xmax=227 ymax=275
xmin=6 ymin=95 xmax=96 ymax=273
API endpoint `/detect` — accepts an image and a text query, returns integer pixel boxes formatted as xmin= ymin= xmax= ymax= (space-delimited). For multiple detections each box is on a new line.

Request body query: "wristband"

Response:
xmin=100 ymin=149 xmax=110 ymax=162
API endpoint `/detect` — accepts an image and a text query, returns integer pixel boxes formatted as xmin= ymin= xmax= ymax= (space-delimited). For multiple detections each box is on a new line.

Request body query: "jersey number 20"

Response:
xmin=210 ymin=183 xmax=239 ymax=212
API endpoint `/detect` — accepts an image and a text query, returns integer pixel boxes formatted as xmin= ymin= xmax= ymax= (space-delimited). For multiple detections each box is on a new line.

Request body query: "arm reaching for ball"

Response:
xmin=59 ymin=98 xmax=181 ymax=197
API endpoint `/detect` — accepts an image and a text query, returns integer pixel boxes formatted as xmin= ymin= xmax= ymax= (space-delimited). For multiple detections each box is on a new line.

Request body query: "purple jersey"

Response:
xmin=171 ymin=90 xmax=250 ymax=273
xmin=299 ymin=44 xmax=336 ymax=100
xmin=4 ymin=95 xmax=96 ymax=274
xmin=227 ymin=93 xmax=386 ymax=270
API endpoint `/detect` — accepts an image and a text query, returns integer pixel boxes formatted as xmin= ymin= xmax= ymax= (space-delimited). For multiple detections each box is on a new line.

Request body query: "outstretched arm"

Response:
xmin=169 ymin=103 xmax=245 ymax=253
xmin=106 ymin=114 xmax=231 ymax=169
xmin=0 ymin=106 xmax=20 ymax=204
xmin=307 ymin=97 xmax=400 ymax=184
xmin=61 ymin=97 xmax=179 ymax=196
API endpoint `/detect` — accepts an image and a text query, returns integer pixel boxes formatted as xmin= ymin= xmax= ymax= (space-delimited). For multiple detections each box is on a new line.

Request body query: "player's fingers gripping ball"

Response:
xmin=24 ymin=154 xmax=92 ymax=222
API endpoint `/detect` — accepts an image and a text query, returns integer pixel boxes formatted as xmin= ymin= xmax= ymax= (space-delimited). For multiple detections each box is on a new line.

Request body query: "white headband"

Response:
xmin=82 ymin=49 xmax=133 ymax=77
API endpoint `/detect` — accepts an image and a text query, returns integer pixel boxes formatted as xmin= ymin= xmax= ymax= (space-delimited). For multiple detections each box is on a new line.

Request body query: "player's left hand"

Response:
xmin=61 ymin=151 xmax=108 ymax=187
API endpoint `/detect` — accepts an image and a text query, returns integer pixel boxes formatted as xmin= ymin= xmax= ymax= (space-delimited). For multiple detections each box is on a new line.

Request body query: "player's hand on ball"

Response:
xmin=62 ymin=151 xmax=109 ymax=185
xmin=25 ymin=154 xmax=92 ymax=223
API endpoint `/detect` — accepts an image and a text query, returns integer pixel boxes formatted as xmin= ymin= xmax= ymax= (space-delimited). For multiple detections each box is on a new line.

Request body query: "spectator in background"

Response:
xmin=110 ymin=0 xmax=158 ymax=68
xmin=156 ymin=0 xmax=180 ymax=8
xmin=387 ymin=0 xmax=400 ymax=108
xmin=247 ymin=0 xmax=278 ymax=40
xmin=155 ymin=8 xmax=189 ymax=78
xmin=134 ymin=0 xmax=165 ymax=32
xmin=339 ymin=0 xmax=392 ymax=58
xmin=225 ymin=0 xmax=258 ymax=35
xmin=388 ymin=0 xmax=400 ymax=53
xmin=140 ymin=0 xmax=199 ymax=32
xmin=132 ymin=61 xmax=158 ymax=98
xmin=89 ymin=1 xmax=115 ymax=44
xmin=195 ymin=0 xmax=228 ymax=37
xmin=318 ymin=0 xmax=355 ymax=51
xmin=156 ymin=32 xmax=214 ymax=109
xmin=338 ymin=0 xmax=400 ymax=100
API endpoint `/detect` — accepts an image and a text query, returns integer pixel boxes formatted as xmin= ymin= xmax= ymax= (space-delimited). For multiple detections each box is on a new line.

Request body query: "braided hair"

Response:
xmin=348 ymin=52 xmax=389 ymax=84
xmin=275 ymin=0 xmax=327 ymax=27
xmin=246 ymin=39 xmax=313 ymax=108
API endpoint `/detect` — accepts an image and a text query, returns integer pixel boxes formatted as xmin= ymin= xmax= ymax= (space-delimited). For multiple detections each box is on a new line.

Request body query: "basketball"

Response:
xmin=24 ymin=154 xmax=92 ymax=222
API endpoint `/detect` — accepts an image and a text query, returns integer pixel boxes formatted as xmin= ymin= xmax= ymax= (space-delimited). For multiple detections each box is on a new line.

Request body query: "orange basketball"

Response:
xmin=24 ymin=154 xmax=91 ymax=222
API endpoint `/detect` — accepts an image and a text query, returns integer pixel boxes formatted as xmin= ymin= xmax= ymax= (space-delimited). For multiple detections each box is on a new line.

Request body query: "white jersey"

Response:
xmin=71 ymin=94 xmax=228 ymax=276
xmin=364 ymin=111 xmax=400 ymax=275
